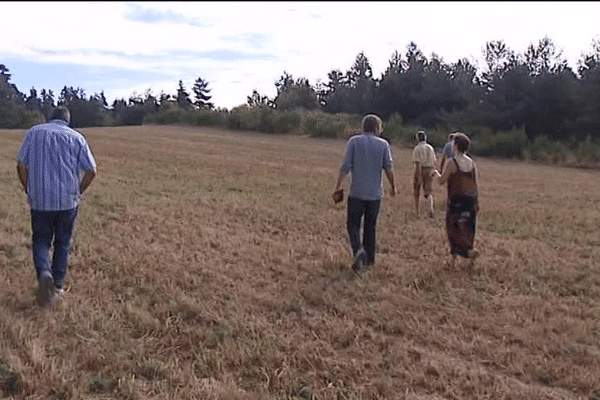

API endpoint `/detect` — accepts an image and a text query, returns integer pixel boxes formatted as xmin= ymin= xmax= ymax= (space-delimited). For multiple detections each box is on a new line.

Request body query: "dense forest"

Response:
xmin=2 ymin=37 xmax=600 ymax=162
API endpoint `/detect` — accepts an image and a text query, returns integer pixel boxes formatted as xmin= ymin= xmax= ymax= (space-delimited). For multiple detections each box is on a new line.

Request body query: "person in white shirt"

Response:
xmin=412 ymin=131 xmax=436 ymax=217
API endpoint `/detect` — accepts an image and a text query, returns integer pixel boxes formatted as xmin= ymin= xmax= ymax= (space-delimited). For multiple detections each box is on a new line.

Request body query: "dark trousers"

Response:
xmin=31 ymin=207 xmax=78 ymax=289
xmin=347 ymin=197 xmax=381 ymax=265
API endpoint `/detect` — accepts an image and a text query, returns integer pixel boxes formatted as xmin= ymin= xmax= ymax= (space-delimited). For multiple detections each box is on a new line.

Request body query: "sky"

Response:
xmin=2 ymin=1 xmax=600 ymax=111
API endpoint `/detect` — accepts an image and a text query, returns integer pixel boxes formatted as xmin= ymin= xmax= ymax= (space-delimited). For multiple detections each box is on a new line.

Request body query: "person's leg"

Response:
xmin=448 ymin=254 xmax=457 ymax=269
xmin=31 ymin=210 xmax=55 ymax=281
xmin=31 ymin=210 xmax=57 ymax=306
xmin=346 ymin=197 xmax=365 ymax=257
xmin=423 ymin=167 xmax=434 ymax=218
xmin=445 ymin=205 xmax=460 ymax=266
xmin=466 ymin=199 xmax=479 ymax=268
xmin=363 ymin=200 xmax=381 ymax=266
xmin=413 ymin=167 xmax=421 ymax=213
xmin=52 ymin=207 xmax=78 ymax=290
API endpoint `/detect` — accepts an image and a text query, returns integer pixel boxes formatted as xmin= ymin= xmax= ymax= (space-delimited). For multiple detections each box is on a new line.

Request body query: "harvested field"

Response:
xmin=1 ymin=125 xmax=599 ymax=399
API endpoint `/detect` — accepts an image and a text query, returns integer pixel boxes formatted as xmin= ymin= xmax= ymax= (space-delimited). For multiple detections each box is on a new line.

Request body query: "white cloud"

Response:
xmin=2 ymin=1 xmax=600 ymax=110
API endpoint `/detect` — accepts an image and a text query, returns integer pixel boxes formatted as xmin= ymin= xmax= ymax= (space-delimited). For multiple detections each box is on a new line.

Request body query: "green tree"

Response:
xmin=192 ymin=77 xmax=214 ymax=109
xmin=273 ymin=72 xmax=319 ymax=111
xmin=40 ymin=89 xmax=55 ymax=120
xmin=111 ymin=98 xmax=128 ymax=125
xmin=24 ymin=87 xmax=42 ymax=113
xmin=344 ymin=52 xmax=376 ymax=115
xmin=246 ymin=89 xmax=272 ymax=107
xmin=58 ymin=86 xmax=106 ymax=128
xmin=0 ymin=64 xmax=39 ymax=128
xmin=319 ymin=69 xmax=348 ymax=113
xmin=158 ymin=91 xmax=172 ymax=109
xmin=176 ymin=80 xmax=191 ymax=108
xmin=143 ymin=89 xmax=159 ymax=116
xmin=570 ymin=39 xmax=600 ymax=139
xmin=522 ymin=37 xmax=577 ymax=140
xmin=524 ymin=67 xmax=578 ymax=140
xmin=443 ymin=41 xmax=527 ymax=133
xmin=376 ymin=51 xmax=408 ymax=119
xmin=480 ymin=39 xmax=518 ymax=89
xmin=524 ymin=36 xmax=568 ymax=76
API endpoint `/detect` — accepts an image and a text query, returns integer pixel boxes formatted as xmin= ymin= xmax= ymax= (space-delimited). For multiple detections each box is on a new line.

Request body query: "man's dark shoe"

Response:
xmin=352 ymin=248 xmax=367 ymax=272
xmin=38 ymin=271 xmax=54 ymax=307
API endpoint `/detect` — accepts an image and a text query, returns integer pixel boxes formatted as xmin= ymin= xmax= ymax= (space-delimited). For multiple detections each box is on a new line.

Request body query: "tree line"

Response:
xmin=266 ymin=37 xmax=600 ymax=145
xmin=0 ymin=70 xmax=215 ymax=129
xmin=2 ymin=37 xmax=600 ymax=151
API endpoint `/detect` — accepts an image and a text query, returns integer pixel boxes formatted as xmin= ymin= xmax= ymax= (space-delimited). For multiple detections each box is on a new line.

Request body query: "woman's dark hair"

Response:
xmin=453 ymin=132 xmax=471 ymax=153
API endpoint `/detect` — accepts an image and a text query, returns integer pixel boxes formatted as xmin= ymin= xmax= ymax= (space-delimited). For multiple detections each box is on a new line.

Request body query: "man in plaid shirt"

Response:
xmin=17 ymin=106 xmax=97 ymax=307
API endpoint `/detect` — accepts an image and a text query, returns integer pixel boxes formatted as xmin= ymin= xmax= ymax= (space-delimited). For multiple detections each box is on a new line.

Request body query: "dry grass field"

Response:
xmin=1 ymin=125 xmax=600 ymax=400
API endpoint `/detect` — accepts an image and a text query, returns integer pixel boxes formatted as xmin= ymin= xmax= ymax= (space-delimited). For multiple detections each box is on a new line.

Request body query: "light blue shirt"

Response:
xmin=17 ymin=119 xmax=97 ymax=211
xmin=340 ymin=133 xmax=394 ymax=201
xmin=442 ymin=141 xmax=454 ymax=158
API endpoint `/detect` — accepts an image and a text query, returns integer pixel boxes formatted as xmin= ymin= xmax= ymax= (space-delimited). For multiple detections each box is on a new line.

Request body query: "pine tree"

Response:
xmin=176 ymin=80 xmax=191 ymax=108
xmin=192 ymin=77 xmax=213 ymax=109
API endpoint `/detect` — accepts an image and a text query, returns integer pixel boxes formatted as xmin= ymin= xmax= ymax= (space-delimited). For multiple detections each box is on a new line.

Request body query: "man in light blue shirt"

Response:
xmin=439 ymin=133 xmax=456 ymax=172
xmin=333 ymin=114 xmax=396 ymax=271
xmin=17 ymin=106 xmax=97 ymax=307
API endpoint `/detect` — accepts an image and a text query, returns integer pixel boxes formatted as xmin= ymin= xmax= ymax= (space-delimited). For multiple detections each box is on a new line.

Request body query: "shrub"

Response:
xmin=523 ymin=135 xmax=569 ymax=164
xmin=227 ymin=105 xmax=257 ymax=131
xmin=145 ymin=107 xmax=186 ymax=125
xmin=24 ymin=110 xmax=46 ymax=128
xmin=470 ymin=126 xmax=527 ymax=159
xmin=301 ymin=111 xmax=359 ymax=138
xmin=381 ymin=113 xmax=404 ymax=143
xmin=192 ymin=109 xmax=222 ymax=127
xmin=573 ymin=135 xmax=600 ymax=164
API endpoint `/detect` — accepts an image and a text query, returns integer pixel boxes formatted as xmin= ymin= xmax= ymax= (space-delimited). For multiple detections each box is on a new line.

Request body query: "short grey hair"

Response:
xmin=362 ymin=114 xmax=383 ymax=135
xmin=50 ymin=106 xmax=71 ymax=123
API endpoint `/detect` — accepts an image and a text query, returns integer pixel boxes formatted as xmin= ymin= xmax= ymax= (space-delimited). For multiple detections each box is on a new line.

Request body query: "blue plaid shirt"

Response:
xmin=17 ymin=119 xmax=97 ymax=211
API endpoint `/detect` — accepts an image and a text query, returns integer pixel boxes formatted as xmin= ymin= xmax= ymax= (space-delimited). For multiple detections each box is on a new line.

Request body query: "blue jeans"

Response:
xmin=31 ymin=207 xmax=78 ymax=289
xmin=347 ymin=197 xmax=381 ymax=265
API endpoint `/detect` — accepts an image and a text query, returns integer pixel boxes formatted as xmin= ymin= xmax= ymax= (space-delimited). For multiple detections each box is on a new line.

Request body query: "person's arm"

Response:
xmin=473 ymin=163 xmax=479 ymax=212
xmin=333 ymin=169 xmax=348 ymax=193
xmin=16 ymin=161 xmax=28 ymax=193
xmin=440 ymin=154 xmax=447 ymax=171
xmin=334 ymin=139 xmax=353 ymax=194
xmin=431 ymin=159 xmax=455 ymax=185
xmin=473 ymin=164 xmax=478 ymax=192
xmin=385 ymin=168 xmax=396 ymax=196
xmin=80 ymin=168 xmax=97 ymax=194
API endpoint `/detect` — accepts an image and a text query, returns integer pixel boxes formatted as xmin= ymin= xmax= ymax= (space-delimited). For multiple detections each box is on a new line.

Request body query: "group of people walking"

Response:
xmin=17 ymin=108 xmax=476 ymax=309
xmin=333 ymin=114 xmax=479 ymax=272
